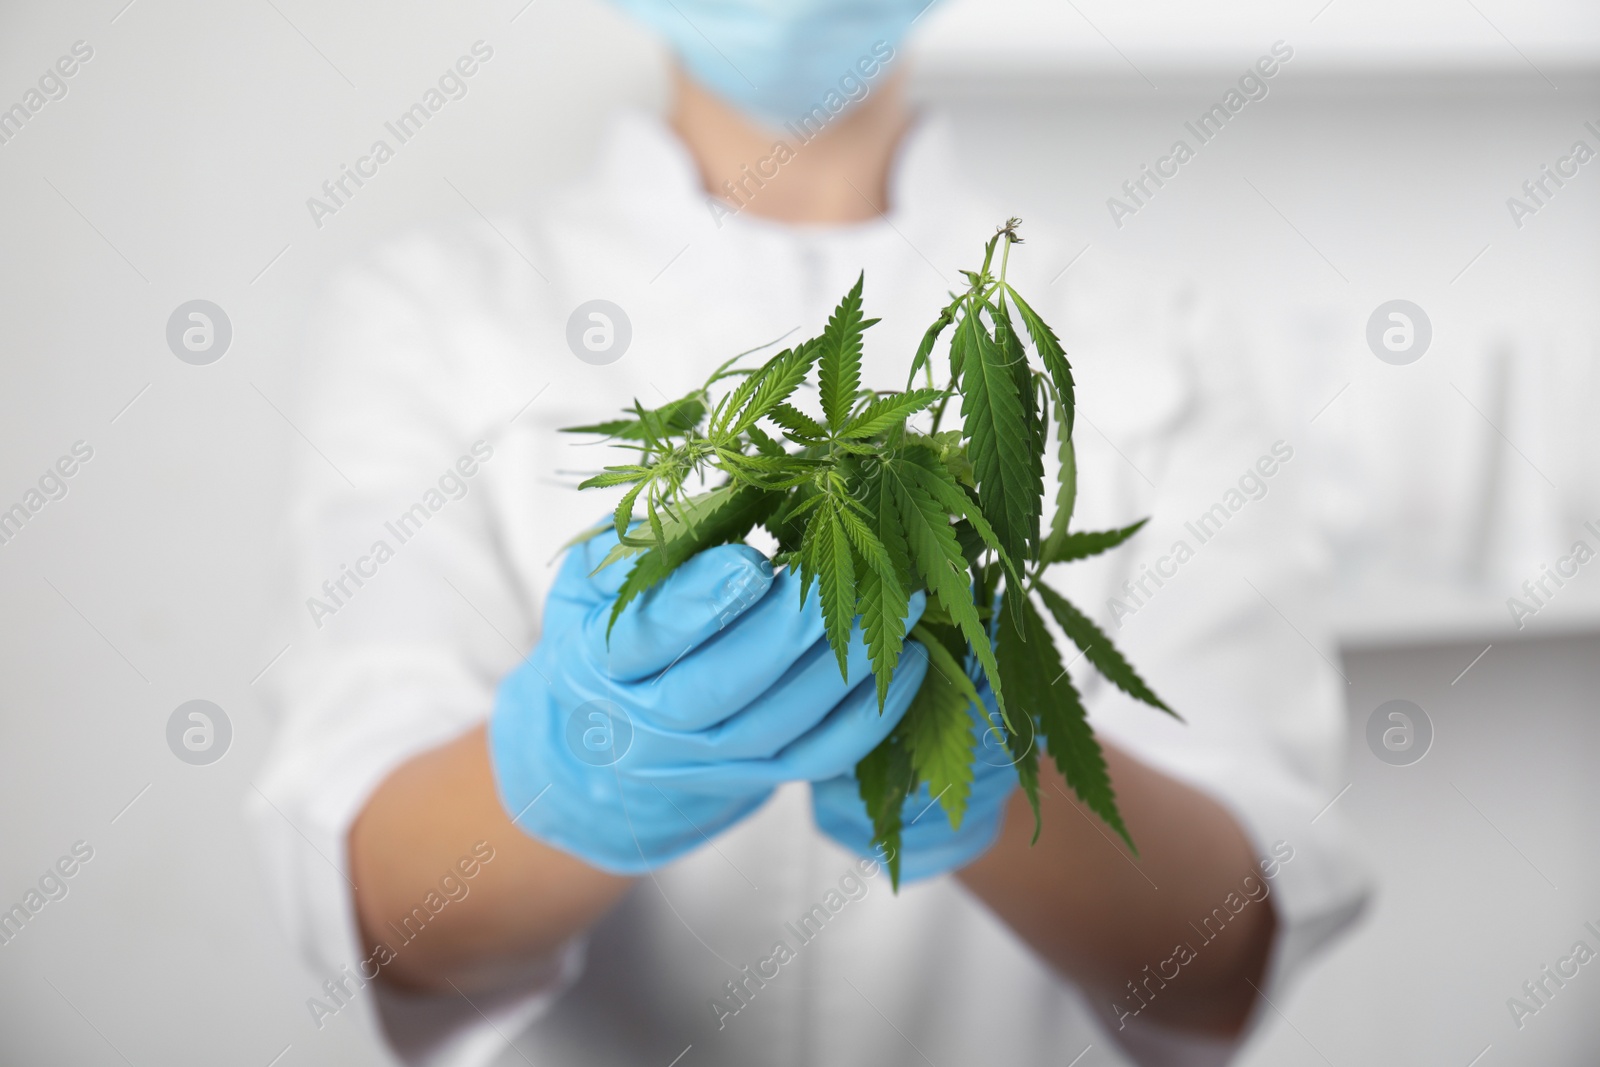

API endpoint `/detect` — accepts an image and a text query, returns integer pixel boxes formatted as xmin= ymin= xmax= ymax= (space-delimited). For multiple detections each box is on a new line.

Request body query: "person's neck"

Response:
xmin=667 ymin=67 xmax=913 ymax=225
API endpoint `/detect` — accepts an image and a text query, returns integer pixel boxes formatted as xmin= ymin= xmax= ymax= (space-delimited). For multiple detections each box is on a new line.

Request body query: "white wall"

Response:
xmin=0 ymin=0 xmax=1596 ymax=1063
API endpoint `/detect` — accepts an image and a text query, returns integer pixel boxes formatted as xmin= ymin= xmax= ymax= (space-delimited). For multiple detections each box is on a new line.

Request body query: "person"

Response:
xmin=249 ymin=2 xmax=1370 ymax=1064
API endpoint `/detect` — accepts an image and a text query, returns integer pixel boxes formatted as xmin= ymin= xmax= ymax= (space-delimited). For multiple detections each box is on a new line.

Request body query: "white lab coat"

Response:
xmin=248 ymin=111 xmax=1370 ymax=1067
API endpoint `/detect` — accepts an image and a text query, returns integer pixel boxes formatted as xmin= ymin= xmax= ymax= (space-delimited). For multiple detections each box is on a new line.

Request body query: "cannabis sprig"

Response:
xmin=565 ymin=221 xmax=1176 ymax=888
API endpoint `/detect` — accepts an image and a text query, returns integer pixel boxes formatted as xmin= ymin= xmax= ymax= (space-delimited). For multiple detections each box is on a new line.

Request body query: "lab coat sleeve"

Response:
xmin=1045 ymin=273 xmax=1372 ymax=1064
xmin=244 ymin=234 xmax=582 ymax=1067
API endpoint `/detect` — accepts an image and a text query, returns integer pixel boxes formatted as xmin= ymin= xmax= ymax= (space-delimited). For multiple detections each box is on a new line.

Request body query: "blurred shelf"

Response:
xmin=914 ymin=0 xmax=1600 ymax=62
xmin=909 ymin=0 xmax=1600 ymax=99
xmin=1330 ymin=576 xmax=1600 ymax=650
xmin=909 ymin=57 xmax=1600 ymax=102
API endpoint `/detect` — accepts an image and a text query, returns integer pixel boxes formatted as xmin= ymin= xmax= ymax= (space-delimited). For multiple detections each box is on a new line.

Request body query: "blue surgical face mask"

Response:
xmin=611 ymin=0 xmax=934 ymax=128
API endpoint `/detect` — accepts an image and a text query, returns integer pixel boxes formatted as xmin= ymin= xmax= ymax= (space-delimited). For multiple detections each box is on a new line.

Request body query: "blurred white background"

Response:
xmin=1 ymin=0 xmax=1597 ymax=1064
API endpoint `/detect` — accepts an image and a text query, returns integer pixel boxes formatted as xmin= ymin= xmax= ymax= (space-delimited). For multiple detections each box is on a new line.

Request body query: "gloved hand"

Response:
xmin=489 ymin=530 xmax=928 ymax=875
xmin=811 ymin=675 xmax=1018 ymax=884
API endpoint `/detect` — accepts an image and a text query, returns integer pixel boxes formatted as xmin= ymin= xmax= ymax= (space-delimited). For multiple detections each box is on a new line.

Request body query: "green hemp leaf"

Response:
xmin=564 ymin=220 xmax=1174 ymax=890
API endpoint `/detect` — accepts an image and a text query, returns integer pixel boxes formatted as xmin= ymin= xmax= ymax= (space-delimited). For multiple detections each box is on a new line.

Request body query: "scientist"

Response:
xmin=250 ymin=1 xmax=1369 ymax=1064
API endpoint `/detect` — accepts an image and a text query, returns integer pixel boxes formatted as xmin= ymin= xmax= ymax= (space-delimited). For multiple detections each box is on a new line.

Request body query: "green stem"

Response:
xmin=997 ymin=235 xmax=1013 ymax=310
xmin=929 ymin=387 xmax=956 ymax=435
xmin=978 ymin=235 xmax=999 ymax=279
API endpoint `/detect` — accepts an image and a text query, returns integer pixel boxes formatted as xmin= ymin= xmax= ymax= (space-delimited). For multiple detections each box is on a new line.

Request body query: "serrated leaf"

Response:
xmin=1043 ymin=670 xmax=1131 ymax=851
xmin=857 ymin=723 xmax=916 ymax=890
xmin=1034 ymin=582 xmax=1175 ymax=717
xmin=830 ymin=488 xmax=883 ymax=569
xmin=947 ymin=518 xmax=985 ymax=575
xmin=563 ymin=395 xmax=706 ymax=440
xmin=704 ymin=329 xmax=803 ymax=389
xmin=948 ymin=303 xmax=971 ymax=382
xmin=768 ymin=403 xmax=826 ymax=439
xmin=593 ymin=485 xmax=740 ymax=574
xmin=992 ymin=591 xmax=1047 ymax=842
xmin=720 ymin=339 xmax=822 ymax=436
xmin=902 ymin=629 xmax=981 ymax=828
xmin=901 ymin=446 xmax=1015 ymax=583
xmin=864 ymin=467 xmax=915 ymax=710
xmin=841 ymin=388 xmax=942 ymax=439
xmin=994 ymin=300 xmax=1046 ymax=464
xmin=646 ymin=495 xmax=666 ymax=552
xmin=710 ymin=350 xmax=771 ymax=435
xmin=1008 ymin=717 xmax=1042 ymax=843
xmin=994 ymin=302 xmax=1047 ymax=574
xmin=907 ymin=299 xmax=958 ymax=389
xmin=883 ymin=455 xmax=1009 ymax=729
xmin=562 ymin=418 xmax=635 ymax=437
xmin=800 ymin=499 xmax=858 ymax=678
xmin=1000 ymin=592 xmax=1132 ymax=850
xmin=763 ymin=482 xmax=816 ymax=557
xmin=615 ymin=480 xmax=646 ymax=540
xmin=578 ymin=467 xmax=650 ymax=491
xmin=607 ymin=487 xmax=773 ymax=635
xmin=715 ymin=451 xmax=809 ymax=477
xmin=998 ymin=303 xmax=1049 ymax=563
xmin=871 ymin=469 xmax=915 ymax=589
xmin=958 ymin=304 xmax=1040 ymax=569
xmin=1044 ymin=518 xmax=1148 ymax=565
xmin=640 ymin=397 xmax=709 ymax=451
xmin=743 ymin=422 xmax=786 ymax=457
xmin=838 ymin=479 xmax=909 ymax=708
xmin=1007 ymin=286 xmax=1073 ymax=438
xmin=818 ymin=272 xmax=870 ymax=430
xmin=1043 ymin=396 xmax=1077 ymax=557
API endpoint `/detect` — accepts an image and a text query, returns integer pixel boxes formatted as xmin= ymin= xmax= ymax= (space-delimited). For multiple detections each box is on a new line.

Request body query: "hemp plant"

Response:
xmin=565 ymin=221 xmax=1175 ymax=887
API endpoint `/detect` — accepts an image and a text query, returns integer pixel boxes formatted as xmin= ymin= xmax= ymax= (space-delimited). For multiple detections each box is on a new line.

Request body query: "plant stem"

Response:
xmin=997 ymin=234 xmax=1013 ymax=309
xmin=929 ymin=388 xmax=954 ymax=435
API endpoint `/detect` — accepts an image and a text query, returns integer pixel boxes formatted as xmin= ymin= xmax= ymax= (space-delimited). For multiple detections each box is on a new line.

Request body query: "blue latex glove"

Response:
xmin=489 ymin=530 xmax=927 ymax=875
xmin=811 ymin=677 xmax=1018 ymax=883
